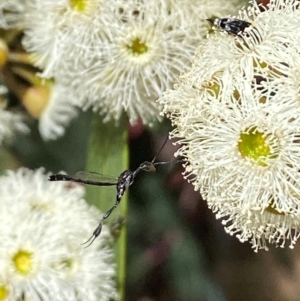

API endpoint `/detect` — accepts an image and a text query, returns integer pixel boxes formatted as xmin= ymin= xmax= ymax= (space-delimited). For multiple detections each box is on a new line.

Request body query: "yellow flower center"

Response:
xmin=127 ymin=38 xmax=148 ymax=55
xmin=238 ymin=127 xmax=278 ymax=166
xmin=70 ymin=0 xmax=88 ymax=11
xmin=0 ymin=285 xmax=9 ymax=301
xmin=12 ymin=250 xmax=33 ymax=275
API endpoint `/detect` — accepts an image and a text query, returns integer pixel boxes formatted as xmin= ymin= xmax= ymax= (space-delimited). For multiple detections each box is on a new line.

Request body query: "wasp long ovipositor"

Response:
xmin=207 ymin=17 xmax=251 ymax=36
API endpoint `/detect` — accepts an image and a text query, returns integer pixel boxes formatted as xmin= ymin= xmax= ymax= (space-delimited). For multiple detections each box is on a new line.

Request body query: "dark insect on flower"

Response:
xmin=207 ymin=18 xmax=251 ymax=36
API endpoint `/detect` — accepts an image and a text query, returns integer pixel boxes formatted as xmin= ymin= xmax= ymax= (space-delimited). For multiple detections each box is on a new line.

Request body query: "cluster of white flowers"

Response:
xmin=20 ymin=0 xmax=236 ymax=124
xmin=159 ymin=0 xmax=300 ymax=251
xmin=0 ymin=168 xmax=117 ymax=301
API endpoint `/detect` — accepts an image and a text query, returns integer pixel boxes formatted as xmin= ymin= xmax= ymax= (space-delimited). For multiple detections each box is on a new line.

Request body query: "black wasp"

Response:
xmin=49 ymin=137 xmax=182 ymax=247
xmin=207 ymin=17 xmax=251 ymax=36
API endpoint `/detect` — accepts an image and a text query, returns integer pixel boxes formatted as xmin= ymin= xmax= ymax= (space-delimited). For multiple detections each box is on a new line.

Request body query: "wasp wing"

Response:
xmin=73 ymin=171 xmax=118 ymax=186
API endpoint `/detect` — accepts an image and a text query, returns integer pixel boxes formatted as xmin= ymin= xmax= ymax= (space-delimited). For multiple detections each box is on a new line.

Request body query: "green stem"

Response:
xmin=85 ymin=115 xmax=128 ymax=300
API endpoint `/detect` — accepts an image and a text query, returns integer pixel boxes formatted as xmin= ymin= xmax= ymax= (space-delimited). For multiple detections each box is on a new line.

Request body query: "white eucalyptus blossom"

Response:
xmin=22 ymin=0 xmax=235 ymax=124
xmin=75 ymin=0 xmax=236 ymax=123
xmin=170 ymin=79 xmax=300 ymax=209
xmin=159 ymin=0 xmax=300 ymax=250
xmin=0 ymin=168 xmax=117 ymax=301
xmin=22 ymin=0 xmax=108 ymax=78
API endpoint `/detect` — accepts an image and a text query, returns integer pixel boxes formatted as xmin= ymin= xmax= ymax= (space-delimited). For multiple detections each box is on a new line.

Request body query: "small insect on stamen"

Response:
xmin=207 ymin=18 xmax=251 ymax=36
xmin=49 ymin=136 xmax=184 ymax=247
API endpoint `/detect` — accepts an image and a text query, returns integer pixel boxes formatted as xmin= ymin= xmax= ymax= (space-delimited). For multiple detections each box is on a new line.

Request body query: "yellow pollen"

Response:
xmin=12 ymin=250 xmax=33 ymax=275
xmin=238 ymin=127 xmax=278 ymax=166
xmin=127 ymin=38 xmax=148 ymax=55
xmin=0 ymin=285 xmax=9 ymax=301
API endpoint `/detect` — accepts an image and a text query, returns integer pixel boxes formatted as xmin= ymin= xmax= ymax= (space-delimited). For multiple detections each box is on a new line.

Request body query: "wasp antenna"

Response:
xmin=206 ymin=18 xmax=215 ymax=24
xmin=153 ymin=158 xmax=185 ymax=167
xmin=151 ymin=136 xmax=169 ymax=164
xmin=172 ymin=158 xmax=185 ymax=164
